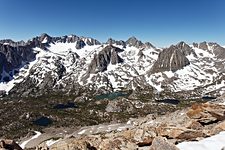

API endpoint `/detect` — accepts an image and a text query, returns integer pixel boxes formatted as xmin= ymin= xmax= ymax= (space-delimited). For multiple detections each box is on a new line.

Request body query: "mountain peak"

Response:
xmin=40 ymin=33 xmax=50 ymax=38
xmin=126 ymin=36 xmax=144 ymax=48
xmin=127 ymin=36 xmax=138 ymax=40
xmin=126 ymin=36 xmax=139 ymax=44
xmin=176 ymin=41 xmax=188 ymax=47
xmin=150 ymin=45 xmax=190 ymax=73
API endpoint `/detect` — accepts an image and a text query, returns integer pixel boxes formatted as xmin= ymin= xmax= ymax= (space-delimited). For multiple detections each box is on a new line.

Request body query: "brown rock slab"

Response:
xmin=187 ymin=103 xmax=225 ymax=125
xmin=149 ymin=136 xmax=179 ymax=150
xmin=211 ymin=120 xmax=225 ymax=135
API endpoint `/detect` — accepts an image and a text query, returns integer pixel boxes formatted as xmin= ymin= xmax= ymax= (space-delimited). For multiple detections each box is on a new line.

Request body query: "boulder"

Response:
xmin=187 ymin=103 xmax=225 ymax=125
xmin=149 ymin=136 xmax=179 ymax=150
xmin=211 ymin=120 xmax=225 ymax=135
xmin=0 ymin=139 xmax=22 ymax=150
xmin=134 ymin=129 xmax=144 ymax=142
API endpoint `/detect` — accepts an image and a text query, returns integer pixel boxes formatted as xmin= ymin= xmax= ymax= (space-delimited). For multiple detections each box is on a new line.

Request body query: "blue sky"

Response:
xmin=0 ymin=0 xmax=225 ymax=47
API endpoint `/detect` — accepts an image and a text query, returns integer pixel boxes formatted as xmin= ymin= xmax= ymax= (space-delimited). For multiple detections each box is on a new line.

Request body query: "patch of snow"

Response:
xmin=127 ymin=120 xmax=132 ymax=125
xmin=177 ymin=131 xmax=225 ymax=150
xmin=97 ymin=126 xmax=104 ymax=129
xmin=163 ymin=71 xmax=174 ymax=78
xmin=146 ymin=73 xmax=164 ymax=92
xmin=180 ymin=113 xmax=184 ymax=116
xmin=106 ymin=127 xmax=112 ymax=132
xmin=219 ymin=101 xmax=225 ymax=105
xmin=48 ymin=43 xmax=100 ymax=58
xmin=169 ymin=51 xmax=175 ymax=71
xmin=146 ymin=120 xmax=154 ymax=125
xmin=78 ymin=129 xmax=86 ymax=135
xmin=20 ymin=131 xmax=41 ymax=149
xmin=117 ymin=126 xmax=128 ymax=131
xmin=186 ymin=53 xmax=197 ymax=61
xmin=46 ymin=139 xmax=61 ymax=147
xmin=41 ymin=37 xmax=48 ymax=43
xmin=192 ymin=47 xmax=214 ymax=58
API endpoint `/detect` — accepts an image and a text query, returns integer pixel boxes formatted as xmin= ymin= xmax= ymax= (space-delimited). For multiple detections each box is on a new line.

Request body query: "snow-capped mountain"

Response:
xmin=0 ymin=34 xmax=225 ymax=99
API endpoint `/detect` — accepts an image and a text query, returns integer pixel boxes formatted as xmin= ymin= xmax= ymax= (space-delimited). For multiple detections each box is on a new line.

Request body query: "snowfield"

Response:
xmin=20 ymin=131 xmax=41 ymax=149
xmin=177 ymin=131 xmax=225 ymax=150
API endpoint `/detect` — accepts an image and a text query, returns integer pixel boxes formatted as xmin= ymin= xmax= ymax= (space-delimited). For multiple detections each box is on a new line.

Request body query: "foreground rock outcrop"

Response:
xmin=0 ymin=139 xmax=22 ymax=150
xmin=33 ymin=101 xmax=225 ymax=150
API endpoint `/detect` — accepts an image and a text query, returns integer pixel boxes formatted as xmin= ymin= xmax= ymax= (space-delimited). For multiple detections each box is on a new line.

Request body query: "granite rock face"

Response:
xmin=193 ymin=42 xmax=225 ymax=59
xmin=75 ymin=39 xmax=86 ymax=49
xmin=176 ymin=41 xmax=197 ymax=57
xmin=0 ymin=43 xmax=36 ymax=80
xmin=151 ymin=45 xmax=190 ymax=73
xmin=107 ymin=37 xmax=155 ymax=50
xmin=84 ymin=37 xmax=101 ymax=46
xmin=198 ymin=41 xmax=209 ymax=50
xmin=106 ymin=38 xmax=126 ymax=48
xmin=87 ymin=45 xmax=124 ymax=73
xmin=0 ymin=33 xmax=101 ymax=83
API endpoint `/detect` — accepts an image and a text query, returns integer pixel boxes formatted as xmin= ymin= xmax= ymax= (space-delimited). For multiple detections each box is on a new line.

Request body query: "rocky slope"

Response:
xmin=13 ymin=97 xmax=225 ymax=150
